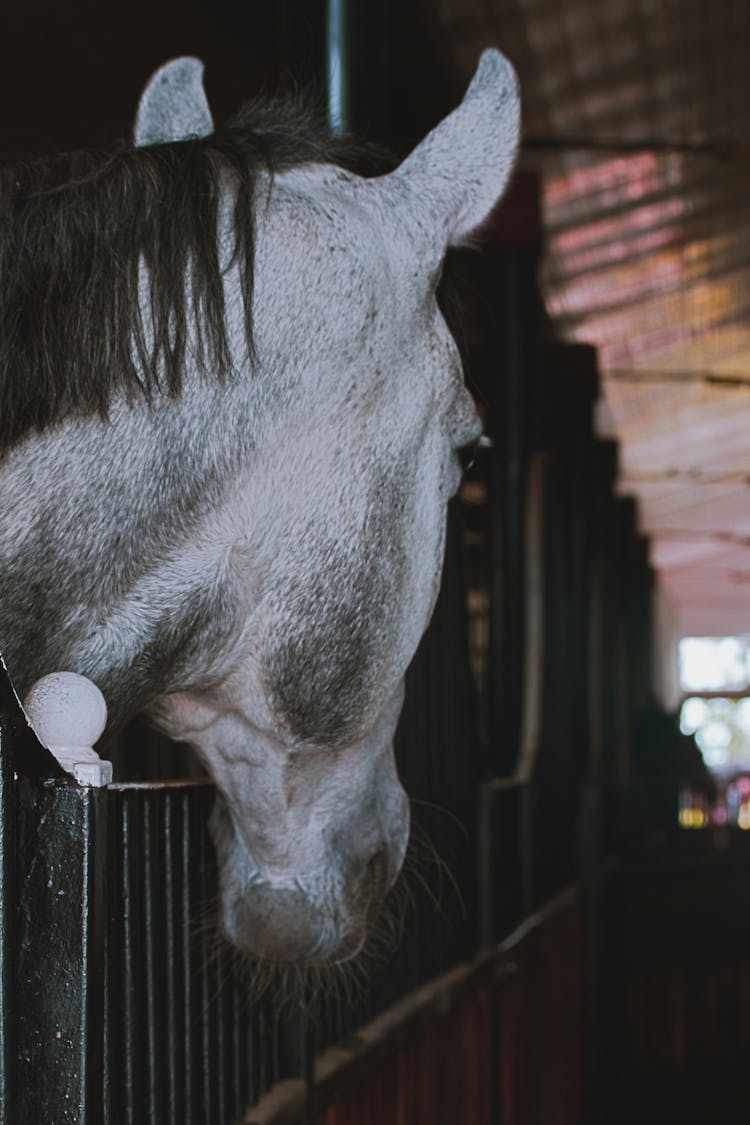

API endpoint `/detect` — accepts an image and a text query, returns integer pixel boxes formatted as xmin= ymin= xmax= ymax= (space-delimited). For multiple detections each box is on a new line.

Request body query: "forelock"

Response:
xmin=0 ymin=91 xmax=393 ymax=457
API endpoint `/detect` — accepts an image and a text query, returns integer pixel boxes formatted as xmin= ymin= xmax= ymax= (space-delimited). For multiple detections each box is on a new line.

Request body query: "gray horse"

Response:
xmin=0 ymin=52 xmax=519 ymax=963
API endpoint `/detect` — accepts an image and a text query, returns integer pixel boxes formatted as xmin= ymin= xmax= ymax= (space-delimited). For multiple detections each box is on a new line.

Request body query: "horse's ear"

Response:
xmin=383 ymin=49 xmax=520 ymax=248
xmin=134 ymin=57 xmax=214 ymax=147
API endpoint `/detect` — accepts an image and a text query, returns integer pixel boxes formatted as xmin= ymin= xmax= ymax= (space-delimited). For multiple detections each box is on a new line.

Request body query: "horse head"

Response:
xmin=0 ymin=52 xmax=519 ymax=964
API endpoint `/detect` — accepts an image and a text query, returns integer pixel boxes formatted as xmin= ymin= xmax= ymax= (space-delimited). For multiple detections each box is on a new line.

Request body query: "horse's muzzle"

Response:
xmin=222 ymin=849 xmax=392 ymax=964
xmin=207 ymin=748 xmax=410 ymax=964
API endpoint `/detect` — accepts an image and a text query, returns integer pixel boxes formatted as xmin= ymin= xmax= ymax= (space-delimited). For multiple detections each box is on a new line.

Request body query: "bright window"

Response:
xmin=679 ymin=636 xmax=750 ymax=693
xmin=680 ymin=696 xmax=750 ymax=770
xmin=678 ymin=636 xmax=750 ymax=828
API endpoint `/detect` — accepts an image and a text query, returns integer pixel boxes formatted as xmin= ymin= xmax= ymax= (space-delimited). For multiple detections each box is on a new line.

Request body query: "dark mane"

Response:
xmin=0 ymin=93 xmax=389 ymax=454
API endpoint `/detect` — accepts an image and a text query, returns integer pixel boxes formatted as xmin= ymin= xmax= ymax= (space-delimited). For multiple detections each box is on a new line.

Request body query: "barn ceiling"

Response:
xmin=436 ymin=0 xmax=750 ymax=638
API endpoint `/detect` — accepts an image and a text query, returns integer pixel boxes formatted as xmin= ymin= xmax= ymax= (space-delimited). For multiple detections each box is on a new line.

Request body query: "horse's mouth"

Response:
xmin=219 ymin=871 xmax=391 ymax=966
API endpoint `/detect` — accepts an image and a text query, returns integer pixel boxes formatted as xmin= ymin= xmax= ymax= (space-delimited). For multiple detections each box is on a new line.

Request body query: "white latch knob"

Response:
xmin=23 ymin=671 xmax=113 ymax=787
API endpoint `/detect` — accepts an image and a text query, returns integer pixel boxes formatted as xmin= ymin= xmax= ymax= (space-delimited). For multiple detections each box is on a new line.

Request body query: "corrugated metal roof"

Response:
xmin=438 ymin=0 xmax=750 ymax=636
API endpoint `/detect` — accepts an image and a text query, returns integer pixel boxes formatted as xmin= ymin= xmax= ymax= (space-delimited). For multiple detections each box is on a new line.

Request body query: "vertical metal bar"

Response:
xmin=579 ymin=780 xmax=602 ymax=1125
xmin=121 ymin=794 xmax=141 ymax=1124
xmin=163 ymin=795 xmax=179 ymax=1123
xmin=520 ymin=783 xmax=535 ymax=919
xmin=214 ymin=933 xmax=227 ymax=1125
xmin=489 ymin=249 xmax=537 ymax=778
xmin=1 ymin=681 xmax=69 ymax=1118
xmin=143 ymin=796 xmax=164 ymax=1121
xmin=231 ymin=973 xmax=243 ymax=1120
xmin=477 ymin=780 xmax=495 ymax=947
xmin=0 ymin=718 xmax=16 ymax=1125
xmin=250 ymin=999 xmax=261 ymax=1110
xmin=180 ymin=789 xmax=195 ymax=1124
xmin=197 ymin=818 xmax=214 ymax=1124
xmin=103 ymin=790 xmax=116 ymax=1125
xmin=326 ymin=0 xmax=349 ymax=133
xmin=16 ymin=779 xmax=107 ymax=1123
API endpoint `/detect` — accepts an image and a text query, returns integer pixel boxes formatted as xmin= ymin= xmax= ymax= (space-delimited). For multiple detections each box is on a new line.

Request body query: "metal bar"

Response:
xmin=0 ymin=718 xmax=16 ymax=1125
xmin=231 ymin=972 xmax=243 ymax=1121
xmin=477 ymin=780 xmax=495 ymax=948
xmin=520 ymin=782 xmax=536 ymax=920
xmin=121 ymin=793 xmax=143 ymax=1123
xmin=578 ymin=781 xmax=603 ymax=1125
xmin=143 ymin=796 xmax=164 ymax=1120
xmin=515 ymin=452 xmax=548 ymax=783
xmin=163 ymin=796 xmax=179 ymax=1123
xmin=197 ymin=815 xmax=214 ymax=1123
xmin=326 ymin=0 xmax=349 ymax=134
xmin=16 ymin=779 xmax=107 ymax=1123
xmin=180 ymin=789 xmax=195 ymax=1123
xmin=214 ymin=910 xmax=227 ymax=1125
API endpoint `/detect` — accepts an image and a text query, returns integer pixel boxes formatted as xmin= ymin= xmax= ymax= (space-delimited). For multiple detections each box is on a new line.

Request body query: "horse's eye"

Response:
xmin=457 ymin=442 xmax=479 ymax=474
xmin=457 ymin=434 xmax=492 ymax=474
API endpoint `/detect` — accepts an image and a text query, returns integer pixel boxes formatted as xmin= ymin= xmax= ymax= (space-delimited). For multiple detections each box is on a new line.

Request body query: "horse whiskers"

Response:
xmin=236 ymin=955 xmax=370 ymax=1019
xmin=409 ymin=797 xmax=471 ymax=840
xmin=185 ymin=895 xmax=316 ymax=1012
xmin=401 ymin=819 xmax=467 ymax=920
xmin=188 ymin=893 xmax=223 ymax=939
xmin=180 ymin=818 xmax=462 ymax=1017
